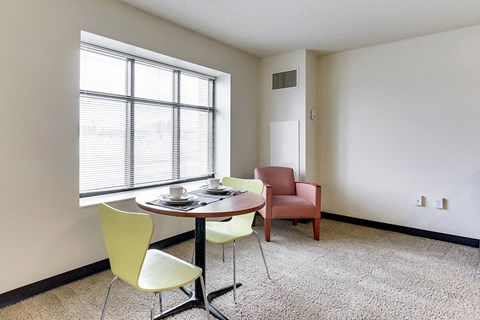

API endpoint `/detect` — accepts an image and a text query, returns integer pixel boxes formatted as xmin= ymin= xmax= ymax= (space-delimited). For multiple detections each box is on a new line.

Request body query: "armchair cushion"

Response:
xmin=270 ymin=195 xmax=316 ymax=219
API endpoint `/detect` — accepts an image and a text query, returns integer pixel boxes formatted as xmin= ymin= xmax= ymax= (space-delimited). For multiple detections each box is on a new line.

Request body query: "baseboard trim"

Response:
xmin=322 ymin=212 xmax=479 ymax=248
xmin=3 ymin=214 xmax=477 ymax=308
xmin=0 ymin=230 xmax=195 ymax=309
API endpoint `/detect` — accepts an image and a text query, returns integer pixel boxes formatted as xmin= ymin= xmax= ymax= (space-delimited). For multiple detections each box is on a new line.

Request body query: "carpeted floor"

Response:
xmin=2 ymin=218 xmax=480 ymax=320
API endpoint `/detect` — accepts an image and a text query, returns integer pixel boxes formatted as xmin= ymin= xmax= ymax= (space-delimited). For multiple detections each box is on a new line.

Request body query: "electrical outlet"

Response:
xmin=413 ymin=194 xmax=424 ymax=206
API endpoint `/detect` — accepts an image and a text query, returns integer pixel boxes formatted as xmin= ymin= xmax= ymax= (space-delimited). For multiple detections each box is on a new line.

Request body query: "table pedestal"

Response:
xmin=153 ymin=218 xmax=239 ymax=320
xmin=154 ymin=284 xmax=241 ymax=320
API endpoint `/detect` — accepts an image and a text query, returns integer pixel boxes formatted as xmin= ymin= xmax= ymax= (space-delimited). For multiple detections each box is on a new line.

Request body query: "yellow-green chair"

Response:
xmin=98 ymin=203 xmax=210 ymax=320
xmin=205 ymin=177 xmax=271 ymax=302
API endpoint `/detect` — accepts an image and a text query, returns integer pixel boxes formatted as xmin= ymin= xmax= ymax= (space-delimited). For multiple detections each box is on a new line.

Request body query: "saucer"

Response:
xmin=159 ymin=194 xmax=198 ymax=205
xmin=201 ymin=185 xmax=232 ymax=194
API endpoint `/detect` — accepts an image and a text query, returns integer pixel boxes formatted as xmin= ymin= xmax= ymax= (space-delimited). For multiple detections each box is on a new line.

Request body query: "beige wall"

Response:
xmin=0 ymin=0 xmax=259 ymax=293
xmin=259 ymin=49 xmax=317 ymax=181
xmin=318 ymin=25 xmax=480 ymax=238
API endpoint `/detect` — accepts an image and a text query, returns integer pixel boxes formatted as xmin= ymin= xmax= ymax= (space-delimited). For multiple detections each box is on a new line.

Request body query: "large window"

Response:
xmin=79 ymin=44 xmax=215 ymax=197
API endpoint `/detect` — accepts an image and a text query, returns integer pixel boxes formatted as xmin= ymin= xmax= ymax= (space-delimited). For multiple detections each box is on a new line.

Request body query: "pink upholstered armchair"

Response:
xmin=254 ymin=166 xmax=321 ymax=242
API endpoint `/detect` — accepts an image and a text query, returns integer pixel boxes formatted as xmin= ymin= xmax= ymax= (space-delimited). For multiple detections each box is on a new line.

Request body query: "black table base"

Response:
xmin=154 ymin=283 xmax=242 ymax=320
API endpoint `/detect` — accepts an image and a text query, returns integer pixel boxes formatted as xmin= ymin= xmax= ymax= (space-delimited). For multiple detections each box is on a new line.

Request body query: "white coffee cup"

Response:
xmin=206 ymin=178 xmax=220 ymax=189
xmin=169 ymin=185 xmax=186 ymax=200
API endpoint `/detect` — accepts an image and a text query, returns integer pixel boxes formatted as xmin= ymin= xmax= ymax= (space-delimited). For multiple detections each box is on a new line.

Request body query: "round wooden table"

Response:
xmin=136 ymin=190 xmax=265 ymax=320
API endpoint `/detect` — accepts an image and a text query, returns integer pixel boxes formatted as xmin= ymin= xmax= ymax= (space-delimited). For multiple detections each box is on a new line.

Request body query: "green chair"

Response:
xmin=98 ymin=203 xmax=210 ymax=320
xmin=205 ymin=177 xmax=271 ymax=302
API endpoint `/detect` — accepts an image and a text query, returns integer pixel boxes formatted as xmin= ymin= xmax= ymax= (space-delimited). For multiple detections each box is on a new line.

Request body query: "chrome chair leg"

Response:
xmin=190 ymin=251 xmax=195 ymax=292
xmin=150 ymin=293 xmax=156 ymax=320
xmin=159 ymin=292 xmax=162 ymax=315
xmin=253 ymin=230 xmax=271 ymax=279
xmin=100 ymin=276 xmax=118 ymax=320
xmin=233 ymin=240 xmax=236 ymax=302
xmin=199 ymin=275 xmax=211 ymax=320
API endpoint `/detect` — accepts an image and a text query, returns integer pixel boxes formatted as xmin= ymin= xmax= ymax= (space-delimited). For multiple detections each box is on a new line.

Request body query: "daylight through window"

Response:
xmin=79 ymin=44 xmax=215 ymax=197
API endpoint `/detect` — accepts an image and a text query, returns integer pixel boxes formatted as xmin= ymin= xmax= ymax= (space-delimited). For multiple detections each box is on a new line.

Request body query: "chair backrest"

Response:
xmin=98 ymin=203 xmax=154 ymax=289
xmin=222 ymin=176 xmax=263 ymax=226
xmin=254 ymin=166 xmax=296 ymax=195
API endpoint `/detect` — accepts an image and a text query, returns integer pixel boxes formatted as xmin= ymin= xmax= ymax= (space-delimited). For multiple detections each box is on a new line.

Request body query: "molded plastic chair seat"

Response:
xmin=205 ymin=221 xmax=253 ymax=244
xmin=138 ymin=250 xmax=202 ymax=291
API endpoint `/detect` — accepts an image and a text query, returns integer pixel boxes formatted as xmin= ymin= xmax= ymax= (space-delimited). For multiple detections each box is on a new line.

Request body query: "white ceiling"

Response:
xmin=119 ymin=0 xmax=480 ymax=57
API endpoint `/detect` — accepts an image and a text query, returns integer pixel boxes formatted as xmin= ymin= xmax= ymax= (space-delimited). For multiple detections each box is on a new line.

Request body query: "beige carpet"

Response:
xmin=2 ymin=219 xmax=480 ymax=320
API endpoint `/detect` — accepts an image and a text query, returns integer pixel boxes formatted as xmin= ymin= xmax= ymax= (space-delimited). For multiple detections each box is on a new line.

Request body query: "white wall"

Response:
xmin=0 ymin=0 xmax=259 ymax=294
xmin=259 ymin=49 xmax=317 ymax=181
xmin=318 ymin=25 xmax=480 ymax=238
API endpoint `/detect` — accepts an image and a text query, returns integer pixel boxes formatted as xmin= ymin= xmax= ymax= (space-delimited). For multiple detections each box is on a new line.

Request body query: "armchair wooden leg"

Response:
xmin=293 ymin=219 xmax=298 ymax=226
xmin=313 ymin=218 xmax=320 ymax=241
xmin=264 ymin=218 xmax=271 ymax=242
xmin=252 ymin=212 xmax=257 ymax=227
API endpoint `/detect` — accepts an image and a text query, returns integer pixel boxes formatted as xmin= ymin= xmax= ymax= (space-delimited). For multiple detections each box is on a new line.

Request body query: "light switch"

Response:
xmin=434 ymin=198 xmax=445 ymax=209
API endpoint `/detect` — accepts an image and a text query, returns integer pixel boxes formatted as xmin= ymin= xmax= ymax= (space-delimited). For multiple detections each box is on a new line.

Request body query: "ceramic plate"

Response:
xmin=201 ymin=185 xmax=233 ymax=194
xmin=159 ymin=194 xmax=198 ymax=205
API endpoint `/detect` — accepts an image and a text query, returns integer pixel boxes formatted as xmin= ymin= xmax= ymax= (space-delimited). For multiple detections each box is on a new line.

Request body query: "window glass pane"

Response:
xmin=134 ymin=103 xmax=174 ymax=185
xmin=80 ymin=50 xmax=127 ymax=95
xmin=79 ymin=97 xmax=127 ymax=193
xmin=180 ymin=74 xmax=209 ymax=106
xmin=79 ymin=44 xmax=215 ymax=197
xmin=135 ymin=62 xmax=174 ymax=102
xmin=180 ymin=109 xmax=210 ymax=177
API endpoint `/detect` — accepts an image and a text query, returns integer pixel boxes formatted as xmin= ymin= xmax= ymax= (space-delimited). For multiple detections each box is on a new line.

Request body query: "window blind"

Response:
xmin=79 ymin=44 xmax=215 ymax=197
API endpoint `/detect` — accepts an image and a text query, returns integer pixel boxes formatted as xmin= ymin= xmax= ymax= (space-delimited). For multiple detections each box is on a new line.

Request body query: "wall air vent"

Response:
xmin=272 ymin=69 xmax=297 ymax=90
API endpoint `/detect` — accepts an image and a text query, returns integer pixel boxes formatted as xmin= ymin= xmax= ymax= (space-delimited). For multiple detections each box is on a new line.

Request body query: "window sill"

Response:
xmin=79 ymin=181 xmax=206 ymax=208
